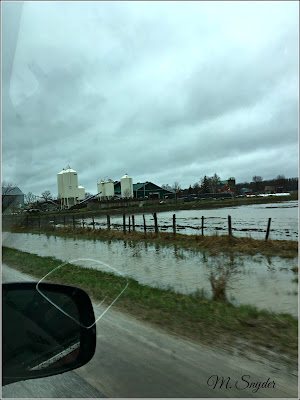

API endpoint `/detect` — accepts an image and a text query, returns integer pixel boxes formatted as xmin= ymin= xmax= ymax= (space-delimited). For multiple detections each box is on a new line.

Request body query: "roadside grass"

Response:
xmin=8 ymin=224 xmax=298 ymax=259
xmin=2 ymin=246 xmax=297 ymax=361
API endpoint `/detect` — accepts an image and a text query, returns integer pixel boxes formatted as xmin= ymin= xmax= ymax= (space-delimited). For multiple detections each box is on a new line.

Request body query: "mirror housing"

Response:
xmin=2 ymin=282 xmax=96 ymax=386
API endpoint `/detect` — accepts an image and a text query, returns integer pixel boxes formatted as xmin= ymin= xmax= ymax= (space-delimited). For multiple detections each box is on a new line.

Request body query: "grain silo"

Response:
xmin=121 ymin=173 xmax=133 ymax=198
xmin=78 ymin=185 xmax=85 ymax=201
xmin=97 ymin=180 xmax=106 ymax=200
xmin=97 ymin=178 xmax=115 ymax=200
xmin=57 ymin=168 xmax=65 ymax=199
xmin=105 ymin=179 xmax=115 ymax=199
xmin=57 ymin=165 xmax=85 ymax=208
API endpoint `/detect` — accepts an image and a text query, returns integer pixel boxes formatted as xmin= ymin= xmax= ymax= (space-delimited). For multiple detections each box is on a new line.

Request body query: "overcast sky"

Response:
xmin=2 ymin=1 xmax=299 ymax=196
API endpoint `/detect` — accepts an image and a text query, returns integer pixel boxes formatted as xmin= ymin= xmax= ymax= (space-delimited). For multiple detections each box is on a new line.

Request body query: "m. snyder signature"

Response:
xmin=207 ymin=375 xmax=276 ymax=394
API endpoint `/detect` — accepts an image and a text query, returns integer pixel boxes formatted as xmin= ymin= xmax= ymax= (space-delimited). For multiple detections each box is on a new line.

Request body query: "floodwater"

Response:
xmin=3 ymin=232 xmax=298 ymax=317
xmin=79 ymin=200 xmax=298 ymax=241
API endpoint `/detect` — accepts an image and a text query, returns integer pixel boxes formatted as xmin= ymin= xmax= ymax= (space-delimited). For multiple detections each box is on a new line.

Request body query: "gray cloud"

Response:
xmin=2 ymin=1 xmax=298 ymax=196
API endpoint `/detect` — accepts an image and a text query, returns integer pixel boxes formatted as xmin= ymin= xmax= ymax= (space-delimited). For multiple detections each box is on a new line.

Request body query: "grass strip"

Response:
xmin=2 ymin=246 xmax=297 ymax=361
xmin=8 ymin=224 xmax=298 ymax=259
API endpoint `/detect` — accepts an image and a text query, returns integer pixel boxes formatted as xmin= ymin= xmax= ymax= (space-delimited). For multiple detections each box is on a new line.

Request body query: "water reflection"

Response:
xmin=2 ymin=232 xmax=298 ymax=316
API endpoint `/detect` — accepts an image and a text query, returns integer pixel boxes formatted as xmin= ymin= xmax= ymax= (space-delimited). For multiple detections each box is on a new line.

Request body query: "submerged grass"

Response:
xmin=2 ymin=246 xmax=298 ymax=361
xmin=8 ymin=224 xmax=298 ymax=259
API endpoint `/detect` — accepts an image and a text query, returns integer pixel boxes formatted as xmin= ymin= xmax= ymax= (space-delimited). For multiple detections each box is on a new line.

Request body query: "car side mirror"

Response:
xmin=2 ymin=282 xmax=96 ymax=386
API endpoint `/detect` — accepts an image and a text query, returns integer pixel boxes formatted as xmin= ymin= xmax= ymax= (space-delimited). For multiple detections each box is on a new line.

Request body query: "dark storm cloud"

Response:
xmin=2 ymin=1 xmax=298 ymax=195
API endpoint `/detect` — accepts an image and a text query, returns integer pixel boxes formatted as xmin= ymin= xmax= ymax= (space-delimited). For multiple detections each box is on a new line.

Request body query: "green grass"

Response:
xmin=2 ymin=246 xmax=298 ymax=361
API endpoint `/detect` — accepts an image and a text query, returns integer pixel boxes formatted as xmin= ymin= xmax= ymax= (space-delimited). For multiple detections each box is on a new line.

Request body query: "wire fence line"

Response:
xmin=4 ymin=212 xmax=296 ymax=241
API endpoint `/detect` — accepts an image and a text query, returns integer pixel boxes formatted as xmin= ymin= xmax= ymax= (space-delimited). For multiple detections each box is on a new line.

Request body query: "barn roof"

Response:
xmin=2 ymin=186 xmax=24 ymax=196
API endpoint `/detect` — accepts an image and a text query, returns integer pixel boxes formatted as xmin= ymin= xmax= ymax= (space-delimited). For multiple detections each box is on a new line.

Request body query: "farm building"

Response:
xmin=2 ymin=186 xmax=24 ymax=211
xmin=114 ymin=181 xmax=175 ymax=200
xmin=218 ymin=177 xmax=236 ymax=193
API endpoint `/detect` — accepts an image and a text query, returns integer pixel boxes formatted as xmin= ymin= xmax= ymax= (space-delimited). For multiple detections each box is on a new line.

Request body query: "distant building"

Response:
xmin=218 ymin=177 xmax=236 ymax=193
xmin=2 ymin=186 xmax=24 ymax=211
xmin=264 ymin=186 xmax=276 ymax=194
xmin=240 ymin=187 xmax=253 ymax=196
xmin=114 ymin=181 xmax=175 ymax=200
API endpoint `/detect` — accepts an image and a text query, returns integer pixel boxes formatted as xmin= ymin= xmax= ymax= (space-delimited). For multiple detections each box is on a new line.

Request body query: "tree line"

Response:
xmin=162 ymin=174 xmax=298 ymax=196
xmin=235 ymin=175 xmax=298 ymax=194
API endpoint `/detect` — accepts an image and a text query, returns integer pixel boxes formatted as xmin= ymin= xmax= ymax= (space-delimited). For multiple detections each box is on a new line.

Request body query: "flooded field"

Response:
xmin=77 ymin=200 xmax=298 ymax=241
xmin=3 ymin=232 xmax=298 ymax=317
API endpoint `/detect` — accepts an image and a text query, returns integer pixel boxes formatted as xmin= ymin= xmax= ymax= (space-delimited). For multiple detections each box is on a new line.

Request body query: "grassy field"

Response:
xmin=2 ymin=246 xmax=298 ymax=362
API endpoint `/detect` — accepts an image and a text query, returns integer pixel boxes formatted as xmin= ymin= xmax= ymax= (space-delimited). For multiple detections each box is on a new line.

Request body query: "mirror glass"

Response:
xmin=3 ymin=282 xmax=95 ymax=383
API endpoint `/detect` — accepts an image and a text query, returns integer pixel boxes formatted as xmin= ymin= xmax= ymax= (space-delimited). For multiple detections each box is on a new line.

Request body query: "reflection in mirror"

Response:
xmin=3 ymin=282 xmax=96 ymax=385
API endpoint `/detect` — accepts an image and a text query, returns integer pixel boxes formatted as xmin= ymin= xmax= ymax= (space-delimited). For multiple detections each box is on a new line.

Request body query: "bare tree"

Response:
xmin=172 ymin=181 xmax=181 ymax=199
xmin=193 ymin=182 xmax=200 ymax=194
xmin=41 ymin=190 xmax=52 ymax=200
xmin=252 ymin=176 xmax=263 ymax=192
xmin=25 ymin=192 xmax=35 ymax=204
xmin=209 ymin=173 xmax=221 ymax=193
xmin=161 ymin=184 xmax=172 ymax=191
xmin=275 ymin=175 xmax=286 ymax=191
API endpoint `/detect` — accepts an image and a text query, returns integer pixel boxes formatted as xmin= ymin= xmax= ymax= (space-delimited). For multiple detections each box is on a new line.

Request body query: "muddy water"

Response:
xmin=79 ymin=200 xmax=298 ymax=241
xmin=3 ymin=232 xmax=298 ymax=317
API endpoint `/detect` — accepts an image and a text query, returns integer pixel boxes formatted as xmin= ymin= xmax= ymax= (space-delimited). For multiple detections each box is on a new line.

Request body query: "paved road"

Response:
xmin=2 ymin=264 xmax=298 ymax=398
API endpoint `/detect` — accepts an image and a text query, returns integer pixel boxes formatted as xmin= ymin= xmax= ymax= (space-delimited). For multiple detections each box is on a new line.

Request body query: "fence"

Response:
xmin=4 ymin=213 xmax=278 ymax=241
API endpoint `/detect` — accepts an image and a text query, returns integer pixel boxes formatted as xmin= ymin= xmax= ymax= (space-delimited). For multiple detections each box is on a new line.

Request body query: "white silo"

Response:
xmin=57 ymin=165 xmax=85 ymax=208
xmin=97 ymin=180 xmax=106 ymax=199
xmin=105 ymin=179 xmax=115 ymax=199
xmin=62 ymin=165 xmax=78 ymax=198
xmin=57 ymin=168 xmax=65 ymax=198
xmin=121 ymin=173 xmax=133 ymax=198
xmin=78 ymin=185 xmax=85 ymax=201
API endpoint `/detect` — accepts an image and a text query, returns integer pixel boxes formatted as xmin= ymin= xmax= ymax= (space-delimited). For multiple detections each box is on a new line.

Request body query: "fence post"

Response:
xmin=107 ymin=215 xmax=110 ymax=230
xmin=132 ymin=215 xmax=135 ymax=231
xmin=123 ymin=214 xmax=126 ymax=233
xmin=173 ymin=214 xmax=176 ymax=235
xmin=92 ymin=216 xmax=95 ymax=229
xmin=201 ymin=216 xmax=204 ymax=236
xmin=228 ymin=215 xmax=232 ymax=236
xmin=265 ymin=218 xmax=271 ymax=240
xmin=128 ymin=216 xmax=131 ymax=233
xmin=53 ymin=215 xmax=56 ymax=226
xmin=26 ymin=215 xmax=29 ymax=227
xmin=63 ymin=216 xmax=66 ymax=227
xmin=143 ymin=214 xmax=147 ymax=234
xmin=154 ymin=213 xmax=158 ymax=234
xmin=73 ymin=215 xmax=75 ymax=229
xmin=82 ymin=216 xmax=85 ymax=228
